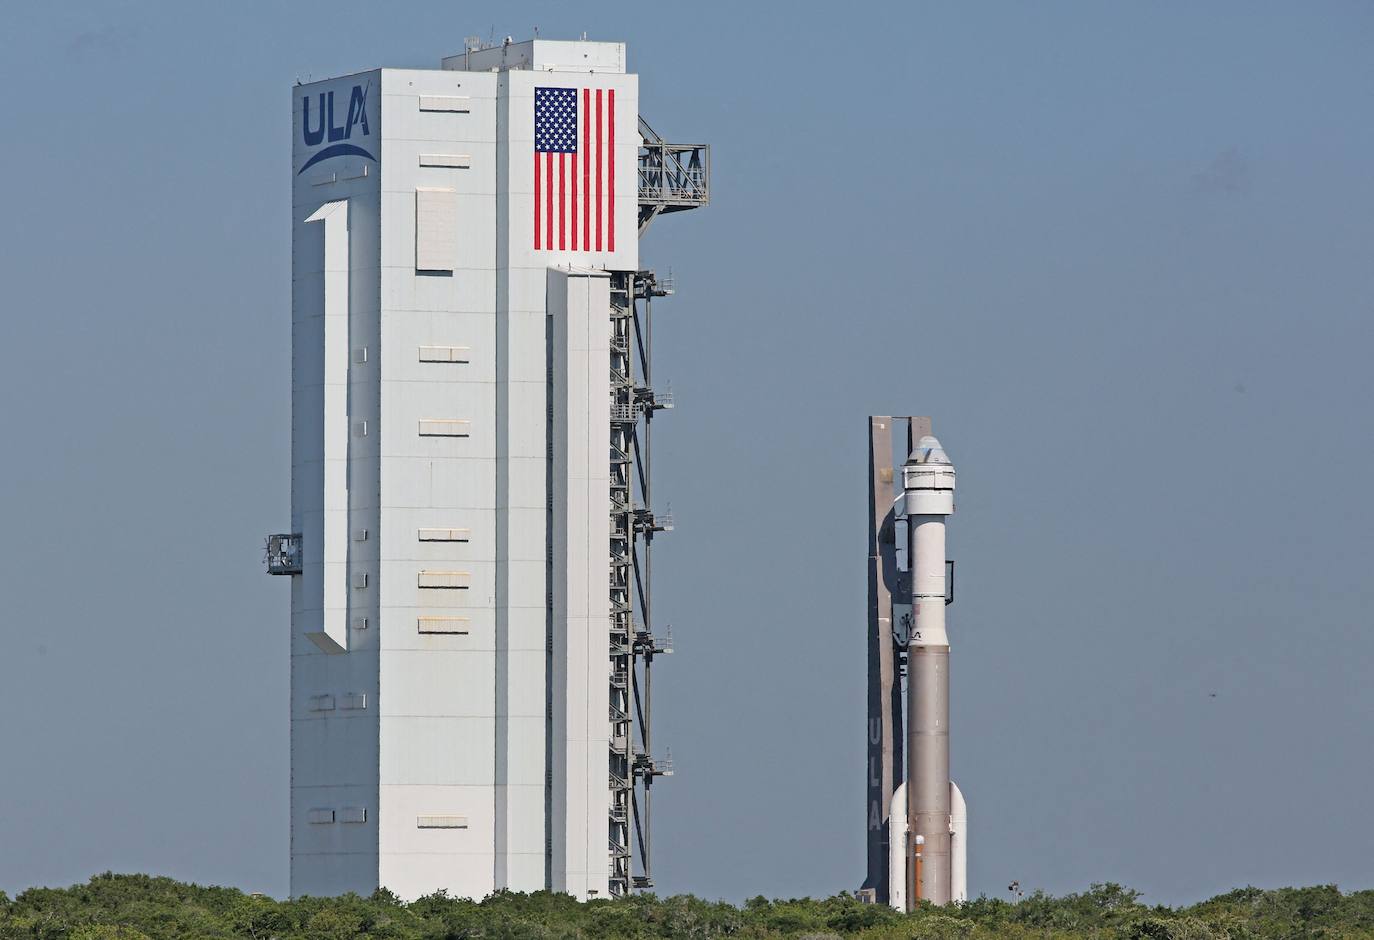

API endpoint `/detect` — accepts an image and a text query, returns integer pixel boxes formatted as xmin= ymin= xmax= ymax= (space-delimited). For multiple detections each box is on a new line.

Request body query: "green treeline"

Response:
xmin=2 ymin=875 xmax=1373 ymax=940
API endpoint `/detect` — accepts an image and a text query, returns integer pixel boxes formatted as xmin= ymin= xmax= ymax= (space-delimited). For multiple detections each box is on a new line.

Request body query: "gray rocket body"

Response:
xmin=908 ymin=646 xmax=951 ymax=903
xmin=903 ymin=436 xmax=957 ymax=907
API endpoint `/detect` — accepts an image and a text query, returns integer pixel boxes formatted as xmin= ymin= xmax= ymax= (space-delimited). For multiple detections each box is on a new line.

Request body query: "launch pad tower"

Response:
xmin=267 ymin=37 xmax=707 ymax=901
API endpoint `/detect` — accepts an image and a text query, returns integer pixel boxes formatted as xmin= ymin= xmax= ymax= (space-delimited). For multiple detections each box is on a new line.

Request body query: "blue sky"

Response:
xmin=1 ymin=0 xmax=1371 ymax=906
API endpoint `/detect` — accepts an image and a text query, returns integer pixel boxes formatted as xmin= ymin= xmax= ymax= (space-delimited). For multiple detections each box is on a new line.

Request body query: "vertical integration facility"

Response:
xmin=860 ymin=418 xmax=967 ymax=909
xmin=266 ymin=37 xmax=708 ymax=901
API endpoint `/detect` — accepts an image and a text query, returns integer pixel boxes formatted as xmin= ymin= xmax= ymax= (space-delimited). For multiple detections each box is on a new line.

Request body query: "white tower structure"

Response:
xmin=268 ymin=38 xmax=708 ymax=901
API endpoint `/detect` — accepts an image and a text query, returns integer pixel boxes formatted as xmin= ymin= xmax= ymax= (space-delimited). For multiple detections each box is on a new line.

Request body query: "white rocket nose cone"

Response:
xmin=909 ymin=435 xmax=951 ymax=465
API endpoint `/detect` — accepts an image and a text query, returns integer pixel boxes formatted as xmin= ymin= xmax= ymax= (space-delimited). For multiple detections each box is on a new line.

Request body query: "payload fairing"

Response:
xmin=862 ymin=418 xmax=966 ymax=909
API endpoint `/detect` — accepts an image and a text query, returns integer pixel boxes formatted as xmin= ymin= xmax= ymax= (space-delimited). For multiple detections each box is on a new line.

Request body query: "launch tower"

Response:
xmin=266 ymin=37 xmax=708 ymax=901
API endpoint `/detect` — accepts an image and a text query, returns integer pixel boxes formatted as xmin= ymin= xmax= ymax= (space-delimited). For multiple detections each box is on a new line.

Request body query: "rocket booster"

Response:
xmin=903 ymin=436 xmax=955 ymax=906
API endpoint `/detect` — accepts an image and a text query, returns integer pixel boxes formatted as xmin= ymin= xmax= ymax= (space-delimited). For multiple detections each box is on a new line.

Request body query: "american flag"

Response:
xmin=534 ymin=86 xmax=615 ymax=253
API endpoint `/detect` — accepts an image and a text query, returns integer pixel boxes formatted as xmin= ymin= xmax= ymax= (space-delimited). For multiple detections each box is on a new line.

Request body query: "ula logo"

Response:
xmin=298 ymin=82 xmax=375 ymax=175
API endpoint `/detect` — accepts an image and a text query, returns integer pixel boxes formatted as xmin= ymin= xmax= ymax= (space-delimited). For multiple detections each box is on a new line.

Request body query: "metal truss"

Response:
xmin=638 ymin=118 xmax=710 ymax=234
xmin=606 ymin=114 xmax=708 ymax=897
xmin=607 ymin=271 xmax=677 ymax=897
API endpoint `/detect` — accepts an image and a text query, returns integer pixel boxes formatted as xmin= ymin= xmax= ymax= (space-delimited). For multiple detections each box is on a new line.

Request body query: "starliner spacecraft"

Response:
xmin=860 ymin=417 xmax=966 ymax=909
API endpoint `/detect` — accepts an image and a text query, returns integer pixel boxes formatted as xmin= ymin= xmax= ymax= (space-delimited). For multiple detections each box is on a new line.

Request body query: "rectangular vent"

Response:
xmin=308 ymin=808 xmax=336 ymax=825
xmin=415 ymin=188 xmax=458 ymax=273
xmin=418 ymin=419 xmax=470 ymax=437
xmin=417 ymin=616 xmax=471 ymax=635
xmin=311 ymin=172 xmax=336 ymax=187
xmin=417 ymin=570 xmax=470 ymax=589
xmin=354 ymin=420 xmax=368 ymax=436
xmin=418 ymin=527 xmax=471 ymax=542
xmin=353 ymin=347 xmax=368 ymax=364
xmin=417 ymin=815 xmax=468 ymax=829
xmin=340 ymin=692 xmax=367 ymax=710
xmin=419 ymin=153 xmax=471 ymax=168
xmin=418 ymin=345 xmax=471 ymax=363
xmin=419 ymin=96 xmax=471 ymax=112
xmin=352 ymin=529 xmax=369 ymax=542
xmin=352 ymin=572 xmax=368 ymax=589
xmin=308 ymin=694 xmax=335 ymax=712
xmin=351 ymin=616 xmax=369 ymax=631
xmin=339 ymin=807 xmax=368 ymax=824
xmin=341 ymin=165 xmax=369 ymax=180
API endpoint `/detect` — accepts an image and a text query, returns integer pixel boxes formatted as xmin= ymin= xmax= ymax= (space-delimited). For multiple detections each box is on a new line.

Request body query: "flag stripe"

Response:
xmin=583 ymin=89 xmax=591 ymax=250
xmin=534 ymin=152 xmax=541 ymax=250
xmin=558 ymin=153 xmax=566 ymax=250
xmin=595 ymin=89 xmax=603 ymax=252
xmin=571 ymin=145 xmax=578 ymax=250
xmin=608 ymin=89 xmax=615 ymax=252
xmin=545 ymin=153 xmax=553 ymax=250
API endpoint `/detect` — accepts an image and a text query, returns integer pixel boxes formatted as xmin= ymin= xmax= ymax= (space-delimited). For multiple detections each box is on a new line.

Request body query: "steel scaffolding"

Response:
xmin=607 ymin=271 xmax=675 ymax=896
xmin=637 ymin=117 xmax=709 ymax=234
xmin=605 ymin=119 xmax=708 ymax=898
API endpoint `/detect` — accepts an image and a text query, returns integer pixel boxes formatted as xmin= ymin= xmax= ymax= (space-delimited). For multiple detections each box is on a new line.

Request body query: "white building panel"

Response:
xmin=380 ymin=186 xmax=496 ymax=273
xmin=415 ymin=188 xmax=459 ymax=272
xmin=392 ymin=611 xmax=494 ymax=651
xmin=380 ymin=717 xmax=495 ymax=785
xmin=377 ymin=458 xmax=494 ymax=512
xmin=378 ymin=783 xmax=494 ymax=850
xmin=427 ymin=462 xmax=498 ymax=512
xmin=380 ymin=267 xmax=498 ymax=318
xmin=383 ymin=70 xmax=496 ymax=143
xmin=547 ymin=267 xmax=613 ymax=899
xmin=380 ymin=650 xmax=494 ymax=717
xmin=375 ymin=853 xmax=493 ymax=901
xmin=383 ymin=385 xmax=494 ymax=450
xmin=386 ymin=507 xmax=490 ymax=552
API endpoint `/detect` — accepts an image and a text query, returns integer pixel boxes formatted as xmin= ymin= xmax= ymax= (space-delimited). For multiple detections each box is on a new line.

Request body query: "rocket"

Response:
xmin=902 ymin=435 xmax=959 ymax=906
xmin=862 ymin=420 xmax=966 ymax=910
